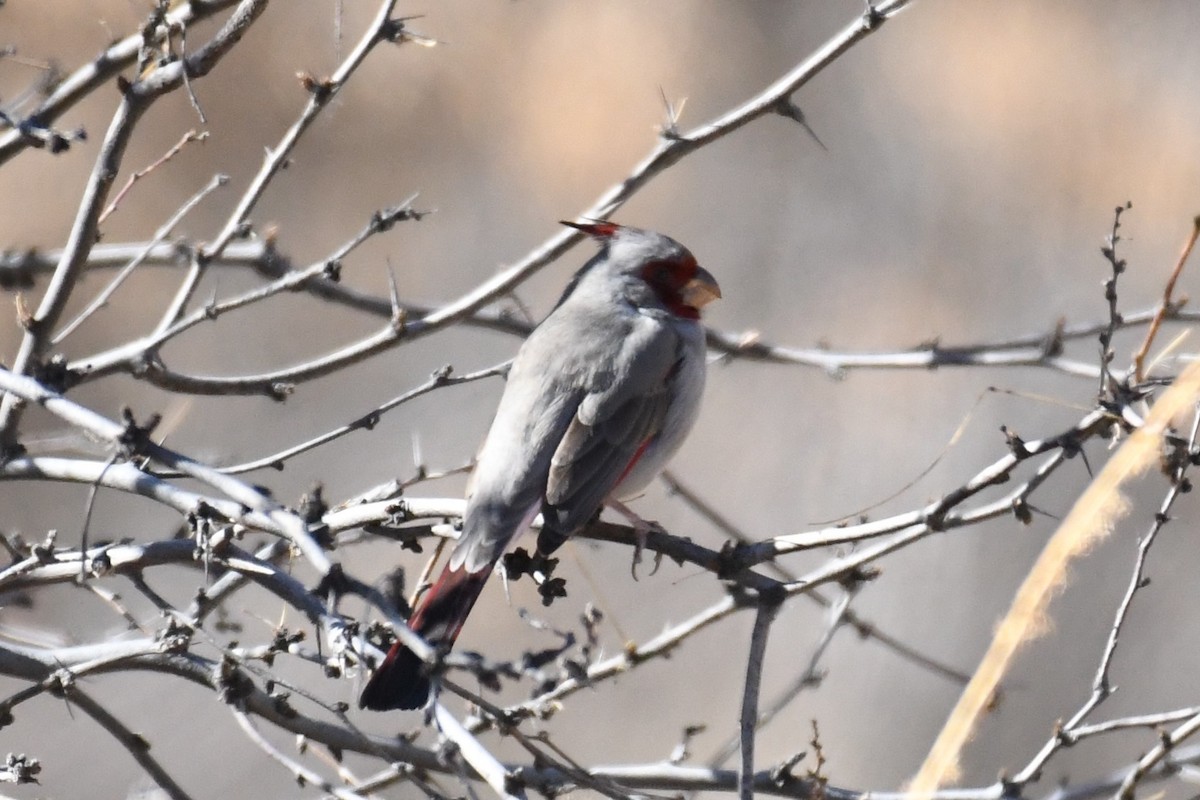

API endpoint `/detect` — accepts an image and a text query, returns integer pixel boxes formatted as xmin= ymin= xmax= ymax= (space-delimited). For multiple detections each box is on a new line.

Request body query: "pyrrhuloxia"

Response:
xmin=359 ymin=221 xmax=721 ymax=711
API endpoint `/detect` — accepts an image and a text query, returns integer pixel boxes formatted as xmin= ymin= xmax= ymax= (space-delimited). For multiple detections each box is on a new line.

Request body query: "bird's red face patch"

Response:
xmin=640 ymin=255 xmax=702 ymax=319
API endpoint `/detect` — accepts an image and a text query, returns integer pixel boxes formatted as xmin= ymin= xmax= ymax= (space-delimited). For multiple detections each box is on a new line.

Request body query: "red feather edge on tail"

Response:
xmin=359 ymin=565 xmax=492 ymax=711
xmin=362 ymin=439 xmax=655 ymax=711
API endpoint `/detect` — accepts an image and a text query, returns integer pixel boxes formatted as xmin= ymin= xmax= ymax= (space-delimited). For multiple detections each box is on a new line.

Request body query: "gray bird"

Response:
xmin=360 ymin=221 xmax=721 ymax=711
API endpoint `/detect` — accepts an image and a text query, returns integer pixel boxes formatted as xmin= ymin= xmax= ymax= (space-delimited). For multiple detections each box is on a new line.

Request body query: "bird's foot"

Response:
xmin=608 ymin=499 xmax=665 ymax=581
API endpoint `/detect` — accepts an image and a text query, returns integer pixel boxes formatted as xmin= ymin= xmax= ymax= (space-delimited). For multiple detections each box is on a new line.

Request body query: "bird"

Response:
xmin=359 ymin=221 xmax=721 ymax=711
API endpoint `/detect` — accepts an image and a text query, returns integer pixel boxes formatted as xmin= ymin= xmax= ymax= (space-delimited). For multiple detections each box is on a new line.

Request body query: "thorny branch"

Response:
xmin=2 ymin=238 xmax=1196 ymax=378
xmin=1003 ymin=405 xmax=1200 ymax=795
xmin=0 ymin=0 xmax=246 ymax=165
xmin=0 ymin=0 xmax=272 ymax=449
xmin=8 ymin=0 xmax=914 ymax=402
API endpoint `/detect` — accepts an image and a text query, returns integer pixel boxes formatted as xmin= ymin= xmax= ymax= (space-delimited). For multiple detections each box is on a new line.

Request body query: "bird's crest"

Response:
xmin=560 ymin=219 xmax=621 ymax=239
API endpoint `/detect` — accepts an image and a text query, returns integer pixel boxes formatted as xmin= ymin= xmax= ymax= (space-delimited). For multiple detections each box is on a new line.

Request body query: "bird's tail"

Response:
xmin=358 ymin=565 xmax=492 ymax=711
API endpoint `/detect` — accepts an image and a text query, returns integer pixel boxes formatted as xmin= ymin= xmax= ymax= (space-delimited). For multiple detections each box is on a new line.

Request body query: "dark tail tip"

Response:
xmin=359 ymin=566 xmax=491 ymax=711
xmin=359 ymin=645 xmax=432 ymax=711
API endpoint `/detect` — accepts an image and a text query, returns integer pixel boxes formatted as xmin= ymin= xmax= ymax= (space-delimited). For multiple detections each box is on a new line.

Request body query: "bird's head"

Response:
xmin=561 ymin=220 xmax=721 ymax=319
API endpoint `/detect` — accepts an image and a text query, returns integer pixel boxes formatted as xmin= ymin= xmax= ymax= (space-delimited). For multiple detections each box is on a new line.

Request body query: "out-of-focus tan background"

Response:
xmin=2 ymin=1 xmax=1200 ymax=797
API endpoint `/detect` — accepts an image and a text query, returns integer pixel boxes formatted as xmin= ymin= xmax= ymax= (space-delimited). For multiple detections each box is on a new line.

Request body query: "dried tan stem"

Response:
xmin=908 ymin=359 xmax=1200 ymax=799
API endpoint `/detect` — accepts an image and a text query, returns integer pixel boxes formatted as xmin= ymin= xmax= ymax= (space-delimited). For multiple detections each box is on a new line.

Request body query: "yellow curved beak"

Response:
xmin=681 ymin=265 xmax=722 ymax=309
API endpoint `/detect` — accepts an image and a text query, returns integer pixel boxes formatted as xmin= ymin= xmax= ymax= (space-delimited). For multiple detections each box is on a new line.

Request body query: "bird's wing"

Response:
xmin=543 ymin=322 xmax=682 ymax=535
xmin=451 ymin=305 xmax=682 ymax=572
xmin=450 ymin=381 xmax=580 ymax=574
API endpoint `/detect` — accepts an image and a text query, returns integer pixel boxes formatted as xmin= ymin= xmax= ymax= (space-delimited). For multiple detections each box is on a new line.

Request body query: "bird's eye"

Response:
xmin=641 ymin=260 xmax=679 ymax=288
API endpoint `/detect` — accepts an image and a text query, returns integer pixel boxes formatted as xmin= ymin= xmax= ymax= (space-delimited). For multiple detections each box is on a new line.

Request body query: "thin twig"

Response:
xmin=0 ymin=0 xmax=271 ymax=450
xmin=662 ymin=470 xmax=971 ymax=685
xmin=77 ymin=452 xmax=119 ymax=580
xmin=1113 ymin=711 xmax=1200 ymax=800
xmin=909 ymin=361 xmax=1200 ymax=799
xmin=739 ymin=598 xmax=781 ymax=800
xmin=231 ymin=709 xmax=370 ymax=800
xmin=69 ymin=689 xmax=196 ymax=800
xmin=98 ymin=129 xmax=209 ymax=224
xmin=54 ymin=173 xmax=229 ymax=344
xmin=1132 ymin=214 xmax=1200 ymax=381
xmin=0 ymin=1 xmax=243 ymax=166
xmin=710 ymin=590 xmax=854 ymax=769
xmin=156 ymin=0 xmax=409 ymax=335
xmin=1009 ymin=404 xmax=1200 ymax=789
xmin=151 ymin=361 xmax=503 ymax=477
xmin=72 ymin=200 xmax=429 ymax=390
xmin=1098 ymin=204 xmax=1131 ymax=398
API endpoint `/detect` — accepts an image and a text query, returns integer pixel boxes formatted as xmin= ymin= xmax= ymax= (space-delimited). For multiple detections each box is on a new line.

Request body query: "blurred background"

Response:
xmin=2 ymin=1 xmax=1200 ymax=797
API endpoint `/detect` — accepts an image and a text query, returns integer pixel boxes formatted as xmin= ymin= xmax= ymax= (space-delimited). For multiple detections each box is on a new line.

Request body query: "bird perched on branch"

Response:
xmin=359 ymin=221 xmax=721 ymax=711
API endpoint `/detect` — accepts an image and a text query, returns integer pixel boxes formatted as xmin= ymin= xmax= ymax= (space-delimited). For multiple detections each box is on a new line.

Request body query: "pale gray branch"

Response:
xmin=0 ymin=0 xmax=245 ymax=165
xmin=69 ymin=689 xmax=196 ymax=800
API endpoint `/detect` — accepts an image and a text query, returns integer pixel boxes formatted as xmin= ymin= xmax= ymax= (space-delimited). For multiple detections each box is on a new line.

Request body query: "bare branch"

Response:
xmin=231 ymin=709 xmax=370 ymax=800
xmin=69 ymin=689 xmax=195 ymax=800
xmin=910 ymin=361 xmax=1200 ymax=799
xmin=53 ymin=173 xmax=230 ymax=345
xmin=154 ymin=362 xmax=504 ymax=477
xmin=739 ymin=598 xmax=781 ymax=800
xmin=1008 ymin=405 xmax=1200 ymax=790
xmin=710 ymin=589 xmax=855 ymax=769
xmin=662 ymin=470 xmax=971 ymax=685
xmin=0 ymin=366 xmax=331 ymax=571
xmin=435 ymin=703 xmax=528 ymax=800
xmin=1113 ymin=711 xmax=1200 ymax=800
xmin=99 ymin=129 xmax=209 ymax=224
xmin=1132 ymin=213 xmax=1200 ymax=381
xmin=0 ymin=0 xmax=271 ymax=449
xmin=172 ymin=0 xmax=413 ymax=329
xmin=0 ymin=1 xmax=245 ymax=165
